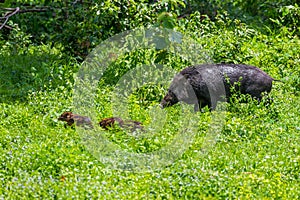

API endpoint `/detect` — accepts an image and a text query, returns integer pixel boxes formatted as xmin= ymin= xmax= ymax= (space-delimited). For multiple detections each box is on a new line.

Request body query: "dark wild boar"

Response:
xmin=160 ymin=63 xmax=275 ymax=111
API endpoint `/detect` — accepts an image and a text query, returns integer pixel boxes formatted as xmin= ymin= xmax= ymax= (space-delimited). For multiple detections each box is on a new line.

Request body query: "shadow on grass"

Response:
xmin=0 ymin=53 xmax=75 ymax=103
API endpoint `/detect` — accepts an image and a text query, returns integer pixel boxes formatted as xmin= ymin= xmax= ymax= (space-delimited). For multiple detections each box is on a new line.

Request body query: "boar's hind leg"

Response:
xmin=245 ymin=90 xmax=272 ymax=105
xmin=245 ymin=81 xmax=272 ymax=102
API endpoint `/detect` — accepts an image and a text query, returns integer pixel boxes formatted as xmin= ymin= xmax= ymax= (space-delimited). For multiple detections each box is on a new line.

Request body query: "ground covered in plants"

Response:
xmin=0 ymin=0 xmax=300 ymax=199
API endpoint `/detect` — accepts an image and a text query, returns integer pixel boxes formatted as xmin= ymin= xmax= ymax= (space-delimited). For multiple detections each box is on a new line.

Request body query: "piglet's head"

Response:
xmin=58 ymin=111 xmax=75 ymax=126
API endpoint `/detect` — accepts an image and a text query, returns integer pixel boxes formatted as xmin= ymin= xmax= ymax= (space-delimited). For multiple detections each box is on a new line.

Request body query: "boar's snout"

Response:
xmin=159 ymin=99 xmax=169 ymax=108
xmin=160 ymin=90 xmax=179 ymax=108
xmin=159 ymin=103 xmax=164 ymax=109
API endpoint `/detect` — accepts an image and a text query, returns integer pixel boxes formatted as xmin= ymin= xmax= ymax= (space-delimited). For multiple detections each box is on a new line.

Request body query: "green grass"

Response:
xmin=1 ymin=93 xmax=300 ymax=198
xmin=1 ymin=15 xmax=300 ymax=199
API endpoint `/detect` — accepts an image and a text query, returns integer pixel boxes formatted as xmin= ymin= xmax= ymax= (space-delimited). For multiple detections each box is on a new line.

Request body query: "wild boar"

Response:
xmin=160 ymin=63 xmax=275 ymax=111
xmin=99 ymin=117 xmax=144 ymax=131
xmin=58 ymin=111 xmax=93 ymax=129
xmin=58 ymin=112 xmax=144 ymax=131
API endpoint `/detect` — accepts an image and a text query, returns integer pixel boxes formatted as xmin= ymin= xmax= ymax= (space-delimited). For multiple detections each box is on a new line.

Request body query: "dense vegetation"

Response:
xmin=0 ymin=0 xmax=300 ymax=198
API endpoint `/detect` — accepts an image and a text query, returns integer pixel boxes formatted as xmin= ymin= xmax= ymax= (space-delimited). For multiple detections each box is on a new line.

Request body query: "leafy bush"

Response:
xmin=1 ymin=0 xmax=187 ymax=59
xmin=0 ymin=31 xmax=77 ymax=102
xmin=270 ymin=4 xmax=300 ymax=35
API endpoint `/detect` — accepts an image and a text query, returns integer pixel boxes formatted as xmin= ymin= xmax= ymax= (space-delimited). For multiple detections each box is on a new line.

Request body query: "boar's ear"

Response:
xmin=175 ymin=73 xmax=190 ymax=86
xmin=169 ymin=73 xmax=193 ymax=100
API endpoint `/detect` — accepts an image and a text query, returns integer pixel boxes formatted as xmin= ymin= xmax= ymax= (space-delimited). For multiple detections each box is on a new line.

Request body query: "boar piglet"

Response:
xmin=160 ymin=63 xmax=275 ymax=111
xmin=58 ymin=111 xmax=93 ymax=129
xmin=99 ymin=117 xmax=144 ymax=131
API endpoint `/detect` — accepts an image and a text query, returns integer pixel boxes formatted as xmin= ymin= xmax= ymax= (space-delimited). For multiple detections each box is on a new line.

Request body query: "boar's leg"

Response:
xmin=194 ymin=103 xmax=200 ymax=112
xmin=194 ymin=98 xmax=210 ymax=112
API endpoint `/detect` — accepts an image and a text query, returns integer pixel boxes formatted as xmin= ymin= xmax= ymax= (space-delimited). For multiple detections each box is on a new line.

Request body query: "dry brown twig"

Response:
xmin=0 ymin=7 xmax=48 ymax=30
xmin=0 ymin=7 xmax=19 ymax=30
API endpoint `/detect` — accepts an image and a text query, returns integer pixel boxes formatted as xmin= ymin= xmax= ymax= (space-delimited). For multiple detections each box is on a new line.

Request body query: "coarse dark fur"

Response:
xmin=160 ymin=63 xmax=275 ymax=111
